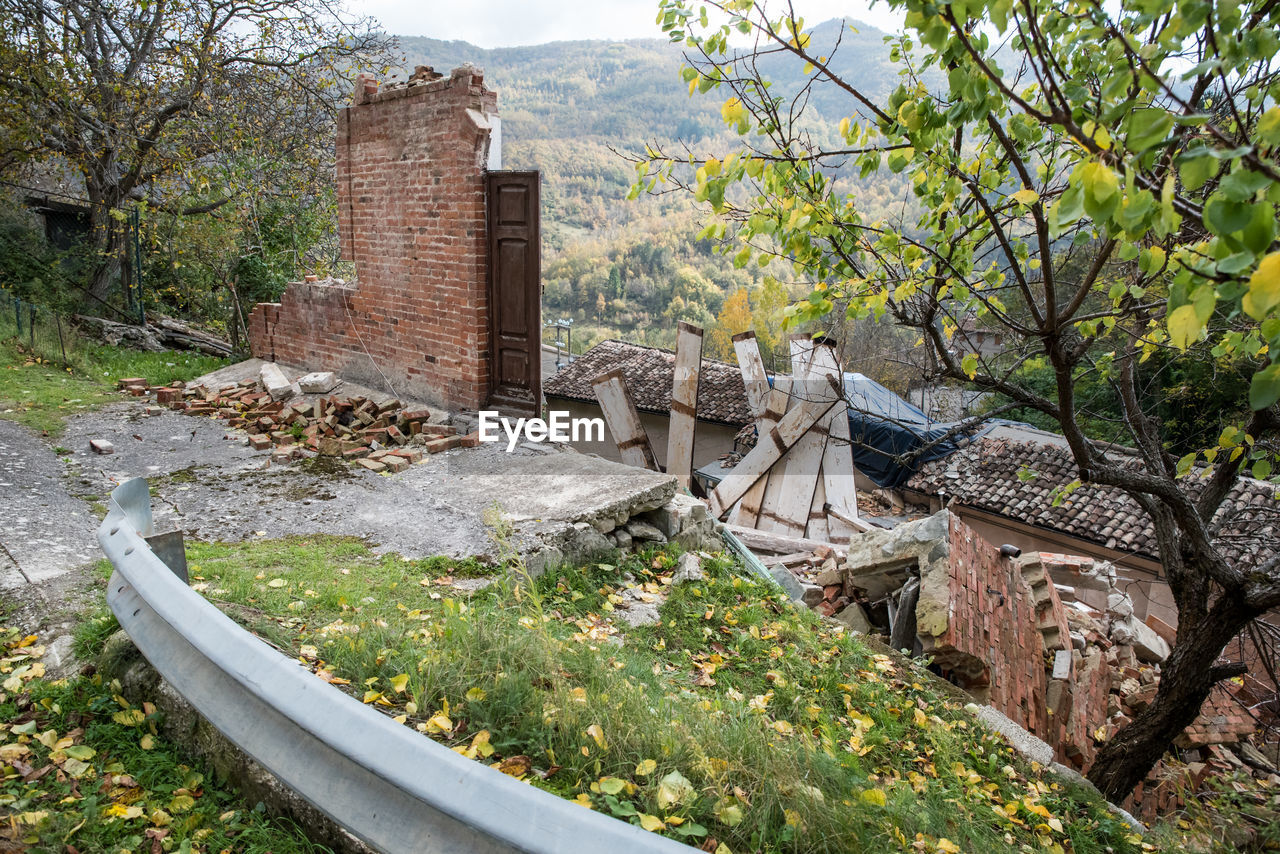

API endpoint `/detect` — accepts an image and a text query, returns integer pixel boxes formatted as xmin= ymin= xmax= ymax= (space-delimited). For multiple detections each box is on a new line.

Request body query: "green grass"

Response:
xmin=0 ymin=627 xmax=329 ymax=853
xmin=0 ymin=333 xmax=227 ymax=436
xmin=176 ymin=535 xmax=1148 ymax=854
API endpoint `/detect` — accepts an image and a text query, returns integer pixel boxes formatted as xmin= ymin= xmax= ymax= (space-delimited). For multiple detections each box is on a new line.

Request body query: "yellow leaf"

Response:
xmin=635 ymin=758 xmax=657 ymax=776
xmin=937 ymin=839 xmax=961 ymax=854
xmin=860 ymin=788 xmax=887 ymax=807
xmin=362 ymin=690 xmax=383 ymax=704
xmin=1167 ymin=304 xmax=1201 ymax=350
xmin=139 ymin=734 xmax=155 ymax=750
xmin=112 ymin=709 xmax=145 ymax=727
xmin=572 ymin=793 xmax=594 ymax=809
xmin=429 ymin=713 xmax=453 ymax=733
xmin=389 ymin=674 xmax=409 ymax=694
xmin=168 ymin=794 xmax=195 ymax=813
xmin=1243 ymin=252 xmax=1280 ymax=320
xmin=638 ymin=813 xmax=666 ymax=832
xmin=586 ymin=724 xmax=607 ymax=750
xmin=267 ymin=578 xmax=286 ymax=588
xmin=465 ymin=686 xmax=486 ymax=702
xmin=1011 ymin=188 xmax=1039 ymax=205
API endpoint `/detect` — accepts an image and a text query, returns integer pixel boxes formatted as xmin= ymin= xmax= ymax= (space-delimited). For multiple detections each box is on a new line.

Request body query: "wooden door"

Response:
xmin=486 ymin=171 xmax=542 ymax=416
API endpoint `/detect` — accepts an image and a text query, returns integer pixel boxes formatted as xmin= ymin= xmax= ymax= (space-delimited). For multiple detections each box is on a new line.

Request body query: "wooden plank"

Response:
xmin=807 ymin=341 xmax=860 ymax=542
xmin=730 ymin=377 xmax=791 ymax=527
xmin=666 ymin=321 xmax=703 ymax=489
xmin=732 ymin=331 xmax=770 ymax=421
xmin=724 ymin=523 xmax=847 ymax=557
xmin=807 ymin=470 xmax=831 ymax=541
xmin=709 ymin=373 xmax=842 ymax=518
xmin=754 ymin=335 xmax=830 ymax=537
xmin=592 ymin=369 xmax=658 ymax=470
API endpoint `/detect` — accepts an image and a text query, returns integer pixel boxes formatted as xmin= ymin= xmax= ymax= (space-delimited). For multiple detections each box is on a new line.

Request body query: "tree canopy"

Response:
xmin=635 ymin=0 xmax=1280 ymax=800
xmin=0 ymin=0 xmax=393 ymax=305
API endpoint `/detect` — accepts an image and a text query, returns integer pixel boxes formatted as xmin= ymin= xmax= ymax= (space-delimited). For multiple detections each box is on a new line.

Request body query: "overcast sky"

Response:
xmin=350 ymin=0 xmax=904 ymax=46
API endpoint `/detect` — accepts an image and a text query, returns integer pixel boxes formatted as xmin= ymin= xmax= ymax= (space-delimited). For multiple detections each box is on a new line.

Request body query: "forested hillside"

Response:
xmin=396 ymin=21 xmax=917 ymax=367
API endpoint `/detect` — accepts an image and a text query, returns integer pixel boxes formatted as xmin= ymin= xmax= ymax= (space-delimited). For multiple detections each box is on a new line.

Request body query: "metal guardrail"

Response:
xmin=99 ymin=477 xmax=691 ymax=854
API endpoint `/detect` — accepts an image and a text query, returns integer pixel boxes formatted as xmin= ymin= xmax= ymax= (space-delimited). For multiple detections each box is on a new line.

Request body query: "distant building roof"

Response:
xmin=542 ymin=339 xmax=752 ymax=427
xmin=907 ymin=437 xmax=1280 ymax=570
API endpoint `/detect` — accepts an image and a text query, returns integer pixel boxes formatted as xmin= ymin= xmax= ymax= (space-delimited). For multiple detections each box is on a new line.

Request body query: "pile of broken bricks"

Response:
xmin=111 ymin=364 xmax=483 ymax=472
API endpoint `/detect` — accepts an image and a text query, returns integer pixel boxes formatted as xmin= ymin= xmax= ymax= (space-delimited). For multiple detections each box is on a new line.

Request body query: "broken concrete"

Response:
xmin=259 ymin=361 xmax=300 ymax=401
xmin=298 ymin=371 xmax=339 ymax=394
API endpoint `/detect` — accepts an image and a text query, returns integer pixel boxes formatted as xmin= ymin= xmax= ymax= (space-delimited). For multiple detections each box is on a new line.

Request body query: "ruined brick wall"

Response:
xmin=248 ymin=65 xmax=499 ymax=411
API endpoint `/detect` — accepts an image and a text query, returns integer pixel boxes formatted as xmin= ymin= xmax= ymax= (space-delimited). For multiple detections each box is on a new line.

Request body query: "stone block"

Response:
xmin=297 ymin=371 xmax=338 ymax=394
xmin=116 ymin=377 xmax=147 ymax=390
xmin=1052 ymin=648 xmax=1073 ymax=680
xmin=800 ymin=583 xmax=824 ymax=608
xmin=382 ymin=455 xmax=410 ymax=473
xmin=834 ymin=602 xmax=872 ymax=634
xmin=89 ymin=438 xmax=114 ymax=455
xmin=673 ymin=553 xmax=704 ymax=584
xmin=356 ymin=458 xmax=387 ymax=473
xmin=248 ymin=435 xmax=271 ymax=451
xmin=259 ymin=362 xmax=299 ymax=402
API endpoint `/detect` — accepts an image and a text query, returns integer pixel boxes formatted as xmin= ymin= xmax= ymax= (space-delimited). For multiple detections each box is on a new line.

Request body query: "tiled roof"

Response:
xmin=543 ymin=340 xmax=753 ymax=426
xmin=907 ymin=438 xmax=1280 ymax=570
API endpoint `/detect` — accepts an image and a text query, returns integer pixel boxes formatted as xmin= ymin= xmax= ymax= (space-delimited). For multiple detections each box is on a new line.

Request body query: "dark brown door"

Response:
xmin=486 ymin=171 xmax=542 ymax=417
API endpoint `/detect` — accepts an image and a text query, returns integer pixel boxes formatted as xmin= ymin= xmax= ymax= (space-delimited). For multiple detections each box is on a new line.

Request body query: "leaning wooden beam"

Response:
xmin=709 ymin=373 xmax=842 ymax=519
xmin=724 ymin=523 xmax=849 ymax=557
xmin=592 ymin=369 xmax=659 ymax=471
xmin=807 ymin=472 xmax=831 ymax=541
xmin=730 ymin=377 xmax=791 ymax=527
xmin=732 ymin=331 xmax=770 ymax=421
xmin=756 ymin=335 xmax=832 ymax=536
xmin=807 ymin=340 xmax=861 ymax=542
xmin=666 ymin=321 xmax=703 ymax=489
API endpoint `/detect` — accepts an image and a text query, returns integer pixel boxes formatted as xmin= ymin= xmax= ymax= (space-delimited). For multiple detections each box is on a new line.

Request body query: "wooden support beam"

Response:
xmin=807 ymin=470 xmax=831 ymax=541
xmin=666 ymin=321 xmax=703 ymax=488
xmin=807 ymin=341 xmax=861 ymax=541
xmin=724 ymin=523 xmax=849 ymax=557
xmin=592 ymin=369 xmax=658 ymax=470
xmin=709 ymin=373 xmax=842 ymax=518
xmin=730 ymin=377 xmax=790 ymax=527
xmin=755 ymin=336 xmax=831 ymax=537
xmin=732 ymin=330 xmax=770 ymax=421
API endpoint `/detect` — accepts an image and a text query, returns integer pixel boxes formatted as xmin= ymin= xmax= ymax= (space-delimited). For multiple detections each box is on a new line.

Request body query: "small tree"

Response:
xmin=635 ymin=0 xmax=1280 ymax=799
xmin=0 ymin=0 xmax=393 ymax=307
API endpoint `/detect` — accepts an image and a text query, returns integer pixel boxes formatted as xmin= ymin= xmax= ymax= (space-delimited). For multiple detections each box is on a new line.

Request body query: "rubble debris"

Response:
xmin=259 ymin=362 xmax=300 ymax=402
xmin=298 ymin=371 xmax=339 ymax=394
xmin=89 ymin=438 xmax=114 ymax=455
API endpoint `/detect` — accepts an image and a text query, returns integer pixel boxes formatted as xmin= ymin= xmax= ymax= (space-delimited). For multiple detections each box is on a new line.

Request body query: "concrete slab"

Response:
xmin=58 ymin=402 xmax=677 ymax=569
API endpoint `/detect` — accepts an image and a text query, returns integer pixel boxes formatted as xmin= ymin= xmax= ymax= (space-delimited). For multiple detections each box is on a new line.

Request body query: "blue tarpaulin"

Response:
xmin=695 ymin=372 xmax=1009 ymax=491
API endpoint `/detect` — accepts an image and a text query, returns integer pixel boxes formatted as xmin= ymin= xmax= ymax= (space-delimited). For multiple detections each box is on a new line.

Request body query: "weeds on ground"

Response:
xmin=183 ymin=534 xmax=1147 ymax=854
xmin=0 ymin=626 xmax=328 ymax=853
xmin=0 ymin=335 xmax=226 ymax=435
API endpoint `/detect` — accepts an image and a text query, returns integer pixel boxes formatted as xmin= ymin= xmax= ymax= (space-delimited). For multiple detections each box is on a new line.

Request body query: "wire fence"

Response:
xmin=0 ymin=287 xmax=83 ymax=368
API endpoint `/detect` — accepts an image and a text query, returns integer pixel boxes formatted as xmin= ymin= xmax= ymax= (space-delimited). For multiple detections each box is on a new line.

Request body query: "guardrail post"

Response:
xmin=144 ymin=530 xmax=188 ymax=582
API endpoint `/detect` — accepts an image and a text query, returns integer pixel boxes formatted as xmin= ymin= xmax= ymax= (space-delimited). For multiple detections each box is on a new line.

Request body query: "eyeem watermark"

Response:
xmin=477 ymin=410 xmax=604 ymax=451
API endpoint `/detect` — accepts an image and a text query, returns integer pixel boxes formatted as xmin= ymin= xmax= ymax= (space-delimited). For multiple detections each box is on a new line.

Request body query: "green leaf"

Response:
xmin=961 ymin=352 xmax=978 ymax=379
xmin=1259 ymin=107 xmax=1280 ymax=147
xmin=1205 ymin=195 xmax=1254 ymax=235
xmin=1125 ymin=108 xmax=1174 ymax=152
xmin=1175 ymin=453 xmax=1196 ymax=477
xmin=598 ymin=777 xmax=626 ymax=796
xmin=1179 ymin=153 xmax=1217 ymax=191
xmin=63 ymin=745 xmax=95 ymax=761
xmin=1252 ymin=458 xmax=1272 ymax=480
xmin=1250 ymin=363 xmax=1280 ymax=411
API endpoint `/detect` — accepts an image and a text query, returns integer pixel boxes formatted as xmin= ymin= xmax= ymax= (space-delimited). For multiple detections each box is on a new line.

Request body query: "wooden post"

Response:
xmin=807 ymin=340 xmax=861 ymax=541
xmin=666 ymin=321 xmax=703 ymax=489
xmin=709 ymin=373 xmax=843 ymax=518
xmin=730 ymin=377 xmax=790 ymax=527
xmin=732 ymin=331 xmax=770 ymax=421
xmin=592 ymin=369 xmax=659 ymax=471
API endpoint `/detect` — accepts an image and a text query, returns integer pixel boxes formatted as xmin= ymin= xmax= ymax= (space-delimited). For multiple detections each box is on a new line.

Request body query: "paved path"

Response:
xmin=0 ymin=419 xmax=99 ymax=591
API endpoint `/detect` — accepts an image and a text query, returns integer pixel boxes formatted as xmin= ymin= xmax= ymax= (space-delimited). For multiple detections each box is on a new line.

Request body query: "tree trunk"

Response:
xmin=1086 ymin=597 xmax=1254 ymax=801
xmin=83 ymin=177 xmax=127 ymax=310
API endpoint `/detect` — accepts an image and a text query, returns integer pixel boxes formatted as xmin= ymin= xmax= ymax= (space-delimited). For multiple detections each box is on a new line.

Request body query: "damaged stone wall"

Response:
xmin=248 ymin=66 xmax=499 ymax=411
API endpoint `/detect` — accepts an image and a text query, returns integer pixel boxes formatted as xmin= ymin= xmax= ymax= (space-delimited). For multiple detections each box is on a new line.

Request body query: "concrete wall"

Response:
xmin=248 ymin=66 xmax=498 ymax=411
xmin=544 ymin=396 xmax=740 ymax=471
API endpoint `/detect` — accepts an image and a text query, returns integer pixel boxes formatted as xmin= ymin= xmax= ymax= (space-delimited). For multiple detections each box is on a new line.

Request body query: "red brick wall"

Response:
xmin=248 ymin=65 xmax=499 ymax=411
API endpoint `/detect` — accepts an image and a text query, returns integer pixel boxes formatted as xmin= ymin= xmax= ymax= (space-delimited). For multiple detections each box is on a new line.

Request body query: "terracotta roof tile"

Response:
xmin=907 ymin=438 xmax=1280 ymax=570
xmin=543 ymin=339 xmax=752 ymax=426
